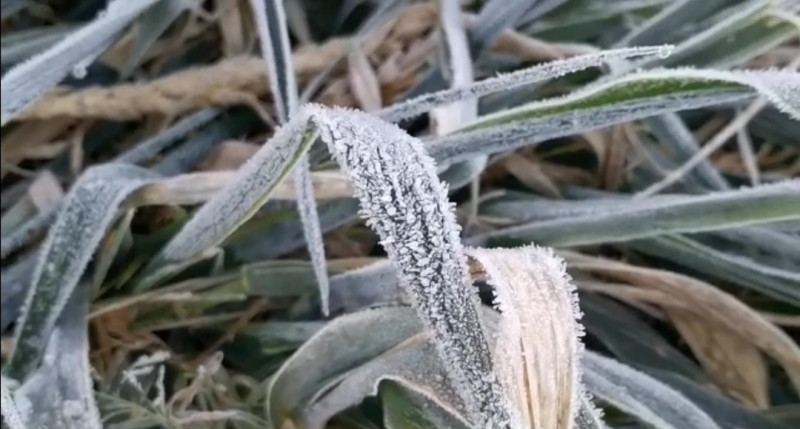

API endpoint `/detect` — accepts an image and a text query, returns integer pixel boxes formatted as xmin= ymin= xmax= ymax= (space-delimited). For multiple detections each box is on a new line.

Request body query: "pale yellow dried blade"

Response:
xmin=466 ymin=245 xmax=588 ymax=429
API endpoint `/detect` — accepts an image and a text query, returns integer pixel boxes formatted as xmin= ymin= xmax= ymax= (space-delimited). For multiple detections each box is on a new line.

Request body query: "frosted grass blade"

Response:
xmin=114 ymin=108 xmax=222 ymax=164
xmin=430 ymin=68 xmax=799 ymax=165
xmin=0 ymin=0 xmax=160 ymax=125
xmin=249 ymin=0 xmax=330 ymax=314
xmin=377 ymin=45 xmax=672 ymax=122
xmin=584 ymin=351 xmax=721 ymax=429
xmin=310 ymin=105 xmax=517 ymax=428
xmin=1 ymin=25 xmax=77 ymax=67
xmin=266 ymin=306 xmax=424 ymax=428
xmin=466 ymin=245 xmax=591 ymax=429
xmin=6 ymin=164 xmax=159 ymax=381
xmin=157 ymin=116 xmax=317 ymax=265
xmin=13 ymin=285 xmax=102 ymax=429
xmin=469 ymin=181 xmax=800 ymax=247
xmin=615 ymin=0 xmax=736 ymax=47
xmin=1 ymin=375 xmax=25 ymax=429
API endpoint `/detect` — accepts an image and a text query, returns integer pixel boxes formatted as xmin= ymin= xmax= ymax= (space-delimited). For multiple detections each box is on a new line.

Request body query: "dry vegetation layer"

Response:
xmin=1 ymin=1 xmax=799 ymax=429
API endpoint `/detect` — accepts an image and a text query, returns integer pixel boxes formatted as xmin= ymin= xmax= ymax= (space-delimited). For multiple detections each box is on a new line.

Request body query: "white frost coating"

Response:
xmin=0 ymin=0 xmax=160 ymax=125
xmin=266 ymin=306 xmax=426 ymax=427
xmin=575 ymin=395 xmax=606 ymax=429
xmin=467 ymin=67 xmax=800 ymax=129
xmin=303 ymin=338 xmax=471 ymax=429
xmin=14 ymin=288 xmax=103 ymax=429
xmin=431 ymin=91 xmax=749 ymax=166
xmin=377 ymin=45 xmax=674 ymax=122
xmin=583 ymin=351 xmax=721 ymax=429
xmin=7 ymin=164 xmax=159 ymax=382
xmin=1 ymin=374 xmax=26 ymax=429
xmin=430 ymin=66 xmax=800 ymax=165
xmin=466 ymin=246 xmax=589 ymax=429
xmin=308 ymin=105 xmax=518 ymax=428
xmin=160 ymin=115 xmax=315 ymax=261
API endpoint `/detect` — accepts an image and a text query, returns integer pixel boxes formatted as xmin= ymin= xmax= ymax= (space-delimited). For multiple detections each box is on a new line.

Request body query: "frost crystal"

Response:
xmin=308 ymin=105 xmax=517 ymax=428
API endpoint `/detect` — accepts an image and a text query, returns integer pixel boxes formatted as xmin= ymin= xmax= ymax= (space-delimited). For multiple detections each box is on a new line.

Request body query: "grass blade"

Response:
xmin=266 ymin=306 xmax=424 ymax=428
xmin=156 ymin=116 xmax=316 ymax=266
xmin=614 ymin=0 xmax=737 ymax=47
xmin=431 ymin=68 xmax=799 ymax=165
xmin=1 ymin=375 xmax=25 ymax=429
xmin=114 ymin=108 xmax=222 ymax=164
xmin=12 ymin=285 xmax=101 ymax=429
xmin=469 ymin=181 xmax=800 ymax=247
xmin=311 ymin=105 xmax=517 ymax=428
xmin=249 ymin=0 xmax=330 ymax=315
xmin=381 ymin=379 xmax=472 ymax=429
xmin=7 ymin=164 xmax=159 ymax=381
xmin=629 ymin=235 xmax=800 ymax=304
xmin=377 ymin=45 xmax=672 ymax=122
xmin=122 ymin=0 xmax=189 ymax=78
xmin=466 ymin=245 xmax=590 ymax=429
xmin=584 ymin=351 xmax=721 ymax=429
xmin=0 ymin=0 xmax=160 ymax=125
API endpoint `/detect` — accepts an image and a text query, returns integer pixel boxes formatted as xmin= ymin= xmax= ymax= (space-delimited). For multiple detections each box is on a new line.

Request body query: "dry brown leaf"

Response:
xmin=218 ymin=0 xmax=248 ymax=56
xmin=502 ymin=153 xmax=561 ymax=198
xmin=198 ymin=140 xmax=261 ymax=171
xmin=131 ymin=170 xmax=352 ymax=206
xmin=580 ymin=129 xmax=609 ymax=164
xmin=563 ymin=251 xmax=800 ymax=394
xmin=670 ymin=310 xmax=769 ymax=409
xmin=601 ymin=125 xmax=628 ymax=190
xmin=27 ymin=170 xmax=64 ymax=212
xmin=1 ymin=117 xmax=74 ymax=164
xmin=348 ymin=48 xmax=383 ymax=111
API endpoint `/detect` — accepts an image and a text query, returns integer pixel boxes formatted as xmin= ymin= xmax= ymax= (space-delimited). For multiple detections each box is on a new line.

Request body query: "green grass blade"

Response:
xmin=266 ymin=306 xmax=423 ymax=428
xmin=616 ymin=0 xmax=735 ymax=45
xmin=644 ymin=114 xmax=729 ymax=190
xmin=629 ymin=235 xmax=800 ymax=304
xmin=646 ymin=369 xmax=794 ymax=429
